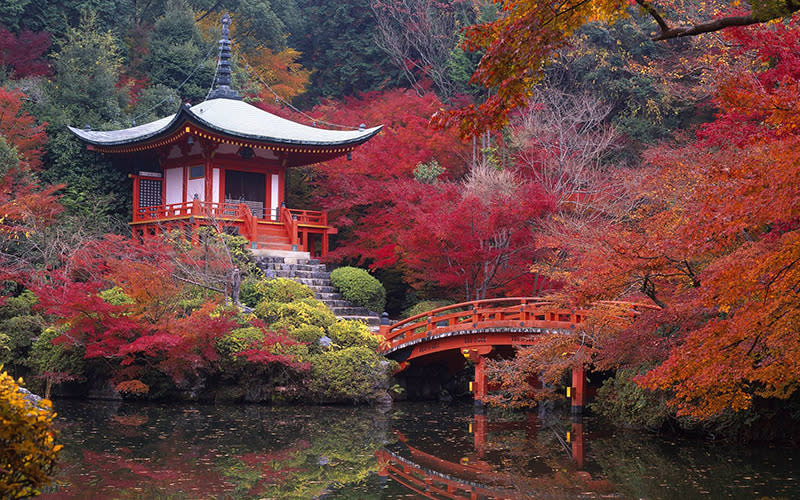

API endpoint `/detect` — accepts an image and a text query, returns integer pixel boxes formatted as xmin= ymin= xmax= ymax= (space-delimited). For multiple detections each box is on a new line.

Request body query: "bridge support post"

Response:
xmin=571 ymin=417 xmax=585 ymax=468
xmin=474 ymin=354 xmax=488 ymax=407
xmin=571 ymin=366 xmax=586 ymax=414
xmin=472 ymin=413 xmax=488 ymax=457
xmin=464 ymin=346 xmax=493 ymax=409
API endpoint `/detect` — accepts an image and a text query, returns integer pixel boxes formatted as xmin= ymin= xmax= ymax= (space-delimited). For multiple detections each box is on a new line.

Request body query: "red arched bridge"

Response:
xmin=378 ymin=297 xmax=656 ymax=411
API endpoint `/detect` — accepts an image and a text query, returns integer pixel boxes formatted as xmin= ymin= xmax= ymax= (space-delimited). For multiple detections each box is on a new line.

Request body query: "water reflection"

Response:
xmin=42 ymin=401 xmax=390 ymax=498
xmin=43 ymin=400 xmax=800 ymax=499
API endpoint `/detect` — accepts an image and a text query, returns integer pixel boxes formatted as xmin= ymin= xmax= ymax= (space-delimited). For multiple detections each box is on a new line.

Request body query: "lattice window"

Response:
xmin=139 ymin=179 xmax=162 ymax=207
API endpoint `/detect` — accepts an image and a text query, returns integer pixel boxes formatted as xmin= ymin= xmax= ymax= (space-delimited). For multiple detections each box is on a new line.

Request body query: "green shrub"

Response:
xmin=98 ymin=286 xmax=134 ymax=306
xmin=591 ymin=369 xmax=673 ymax=431
xmin=244 ymin=278 xmax=315 ymax=308
xmin=256 ymin=297 xmax=335 ymax=330
xmin=262 ymin=278 xmax=315 ymax=303
xmin=329 ymin=267 xmax=386 ymax=313
xmin=327 ymin=320 xmax=380 ymax=350
xmin=239 ymin=278 xmax=262 ymax=308
xmin=281 ymin=323 xmax=325 ymax=347
xmin=309 ymin=347 xmax=393 ymax=403
xmin=28 ymin=327 xmax=85 ymax=398
xmin=216 ymin=327 xmax=266 ymax=357
xmin=401 ymin=299 xmax=456 ymax=319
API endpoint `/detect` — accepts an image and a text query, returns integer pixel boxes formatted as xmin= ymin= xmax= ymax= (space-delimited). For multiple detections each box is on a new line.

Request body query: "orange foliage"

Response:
xmin=249 ymin=47 xmax=310 ymax=100
xmin=115 ymin=379 xmax=149 ymax=395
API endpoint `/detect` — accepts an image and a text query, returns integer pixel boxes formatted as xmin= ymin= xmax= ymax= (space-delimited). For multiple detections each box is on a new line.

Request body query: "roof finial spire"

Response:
xmin=207 ymin=13 xmax=241 ymax=101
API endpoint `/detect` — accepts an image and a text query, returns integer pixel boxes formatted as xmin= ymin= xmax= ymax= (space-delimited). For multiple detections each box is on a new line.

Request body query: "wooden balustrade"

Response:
xmin=380 ymin=297 xmax=660 ymax=354
xmin=132 ymin=200 xmax=335 ymax=256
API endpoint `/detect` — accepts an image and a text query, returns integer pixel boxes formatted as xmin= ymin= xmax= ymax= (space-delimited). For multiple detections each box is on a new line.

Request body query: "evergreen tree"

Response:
xmin=36 ymin=13 xmax=131 ymax=219
xmin=143 ymin=0 xmax=215 ymax=104
xmin=291 ymin=0 xmax=403 ymax=105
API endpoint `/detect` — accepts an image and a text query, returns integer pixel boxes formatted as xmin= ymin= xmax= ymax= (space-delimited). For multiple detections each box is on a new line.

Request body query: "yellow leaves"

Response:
xmin=0 ymin=368 xmax=61 ymax=497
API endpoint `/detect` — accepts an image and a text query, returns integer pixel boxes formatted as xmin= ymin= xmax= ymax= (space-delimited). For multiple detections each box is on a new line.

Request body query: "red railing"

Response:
xmin=379 ymin=297 xmax=659 ymax=354
xmin=288 ymin=208 xmax=327 ymax=226
xmin=134 ymin=201 xmax=329 ymax=226
xmin=134 ymin=200 xmax=247 ymax=222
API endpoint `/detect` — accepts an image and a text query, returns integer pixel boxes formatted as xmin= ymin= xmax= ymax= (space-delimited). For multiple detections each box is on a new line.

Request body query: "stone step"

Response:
xmin=337 ymin=315 xmax=382 ymax=327
xmin=311 ymin=286 xmax=337 ymax=294
xmin=315 ymin=291 xmax=343 ymax=300
xmin=253 ymin=250 xmax=311 ymax=260
xmin=268 ymin=270 xmax=330 ymax=279
xmin=288 ymin=277 xmax=330 ymax=286
xmin=318 ymin=300 xmax=351 ymax=308
xmin=264 ymin=263 xmax=327 ymax=272
xmin=331 ymin=306 xmax=376 ymax=316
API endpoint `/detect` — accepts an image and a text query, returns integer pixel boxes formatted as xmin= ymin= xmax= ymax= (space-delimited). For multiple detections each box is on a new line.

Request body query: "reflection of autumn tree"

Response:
xmin=46 ymin=402 xmax=389 ymax=499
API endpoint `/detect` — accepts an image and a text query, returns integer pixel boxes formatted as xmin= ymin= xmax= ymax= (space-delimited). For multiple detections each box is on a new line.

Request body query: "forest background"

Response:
xmin=1 ymin=0 xmax=800 ymax=439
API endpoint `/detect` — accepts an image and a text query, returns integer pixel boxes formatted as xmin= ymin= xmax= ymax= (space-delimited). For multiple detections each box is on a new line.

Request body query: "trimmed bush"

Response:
xmin=0 ymin=369 xmax=61 ymax=497
xmin=329 ymin=267 xmax=386 ymax=313
xmin=242 ymin=278 xmax=315 ymax=308
xmin=401 ymin=299 xmax=456 ymax=319
xmin=327 ymin=320 xmax=380 ymax=350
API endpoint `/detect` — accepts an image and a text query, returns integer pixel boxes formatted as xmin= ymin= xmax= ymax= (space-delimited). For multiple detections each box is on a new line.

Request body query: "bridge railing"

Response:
xmin=380 ymin=297 xmax=588 ymax=352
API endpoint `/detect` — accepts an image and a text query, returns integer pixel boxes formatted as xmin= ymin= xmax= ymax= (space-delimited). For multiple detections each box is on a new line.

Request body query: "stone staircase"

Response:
xmin=255 ymin=253 xmax=382 ymax=330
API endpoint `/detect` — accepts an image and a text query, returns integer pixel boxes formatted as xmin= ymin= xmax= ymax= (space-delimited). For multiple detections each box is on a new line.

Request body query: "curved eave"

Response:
xmin=69 ymin=102 xmax=383 ymax=150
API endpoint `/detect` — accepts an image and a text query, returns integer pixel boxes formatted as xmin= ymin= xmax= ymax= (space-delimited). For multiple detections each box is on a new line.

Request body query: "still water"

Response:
xmin=40 ymin=400 xmax=799 ymax=499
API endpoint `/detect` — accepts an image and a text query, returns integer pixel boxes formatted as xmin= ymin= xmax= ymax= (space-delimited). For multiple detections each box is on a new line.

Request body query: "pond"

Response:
xmin=40 ymin=400 xmax=799 ymax=499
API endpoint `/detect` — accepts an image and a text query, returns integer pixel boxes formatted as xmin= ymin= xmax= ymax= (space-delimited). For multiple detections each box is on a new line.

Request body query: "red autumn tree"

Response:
xmin=307 ymin=89 xmax=557 ymax=299
xmin=0 ymin=87 xmax=61 ymax=282
xmin=307 ymin=88 xmax=468 ymax=260
xmin=35 ymin=235 xmax=307 ymax=392
xmin=520 ymin=17 xmax=800 ymax=419
xmin=0 ymin=28 xmax=51 ymax=78
xmin=436 ymin=0 xmax=800 ymax=135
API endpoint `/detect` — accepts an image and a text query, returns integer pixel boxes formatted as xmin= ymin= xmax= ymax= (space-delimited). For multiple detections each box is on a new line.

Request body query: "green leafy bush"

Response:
xmin=401 ymin=299 xmax=456 ymax=319
xmin=592 ymin=369 xmax=673 ymax=431
xmin=244 ymin=278 xmax=315 ymax=308
xmin=256 ymin=297 xmax=336 ymax=330
xmin=281 ymin=323 xmax=325 ymax=347
xmin=216 ymin=327 xmax=266 ymax=357
xmin=309 ymin=347 xmax=393 ymax=403
xmin=329 ymin=267 xmax=386 ymax=313
xmin=327 ymin=320 xmax=380 ymax=350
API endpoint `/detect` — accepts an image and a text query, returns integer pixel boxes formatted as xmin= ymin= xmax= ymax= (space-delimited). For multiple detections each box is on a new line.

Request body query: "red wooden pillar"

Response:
xmin=571 ymin=366 xmax=587 ymax=414
xmin=474 ymin=354 xmax=488 ymax=404
xmin=472 ymin=413 xmax=488 ymax=458
xmin=465 ymin=346 xmax=492 ymax=407
xmin=571 ymin=420 xmax=585 ymax=468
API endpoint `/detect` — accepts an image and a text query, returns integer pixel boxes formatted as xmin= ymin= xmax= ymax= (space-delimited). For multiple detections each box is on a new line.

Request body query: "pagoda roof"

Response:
xmin=68 ymin=98 xmax=382 ymax=149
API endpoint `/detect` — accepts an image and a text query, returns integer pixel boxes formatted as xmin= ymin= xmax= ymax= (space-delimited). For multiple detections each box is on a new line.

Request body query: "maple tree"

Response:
xmin=308 ymin=88 xmax=558 ymax=299
xmin=0 ymin=27 xmax=51 ymax=78
xmin=437 ymin=0 xmax=800 ymax=134
xmin=0 ymin=87 xmax=61 ymax=283
xmin=506 ymin=16 xmax=800 ymax=419
xmin=31 ymin=235 xmax=307 ymax=394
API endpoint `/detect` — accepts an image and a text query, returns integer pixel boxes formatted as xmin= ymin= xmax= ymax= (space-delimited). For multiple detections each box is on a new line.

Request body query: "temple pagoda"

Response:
xmin=70 ymin=14 xmax=380 ymax=258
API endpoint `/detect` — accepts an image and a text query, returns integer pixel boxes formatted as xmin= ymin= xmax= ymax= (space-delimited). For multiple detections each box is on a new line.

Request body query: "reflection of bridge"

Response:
xmin=376 ymin=414 xmax=596 ymax=499
xmin=379 ymin=297 xmax=655 ymax=411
